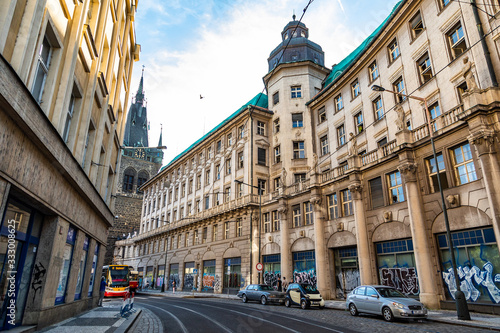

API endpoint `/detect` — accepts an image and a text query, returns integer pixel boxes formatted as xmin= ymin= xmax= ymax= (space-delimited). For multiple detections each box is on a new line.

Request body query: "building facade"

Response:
xmin=108 ymin=71 xmax=163 ymax=264
xmin=116 ymin=0 xmax=500 ymax=313
xmin=0 ymin=0 xmax=139 ymax=329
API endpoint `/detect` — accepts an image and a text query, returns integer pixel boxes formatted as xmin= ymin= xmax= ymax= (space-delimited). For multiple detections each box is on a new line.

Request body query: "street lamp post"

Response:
xmin=153 ymin=217 xmax=171 ymax=293
xmin=371 ymin=85 xmax=470 ymax=320
xmin=235 ymin=179 xmax=262 ymax=284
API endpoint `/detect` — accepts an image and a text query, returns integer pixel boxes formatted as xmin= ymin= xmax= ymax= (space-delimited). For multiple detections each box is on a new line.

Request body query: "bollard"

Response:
xmin=455 ymin=291 xmax=471 ymax=320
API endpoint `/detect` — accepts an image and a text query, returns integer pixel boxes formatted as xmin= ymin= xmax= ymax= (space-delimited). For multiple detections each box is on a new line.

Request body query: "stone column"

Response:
xmin=348 ymin=182 xmax=373 ymax=285
xmin=312 ymin=196 xmax=330 ymax=299
xmin=0 ymin=177 xmax=10 ymax=219
xmin=469 ymin=132 xmax=500 ymax=248
xmin=398 ymin=162 xmax=440 ymax=309
xmin=279 ymin=205 xmax=292 ymax=287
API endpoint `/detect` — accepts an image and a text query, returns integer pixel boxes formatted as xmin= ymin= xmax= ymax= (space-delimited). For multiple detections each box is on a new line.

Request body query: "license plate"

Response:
xmin=311 ymin=301 xmax=319 ymax=305
xmin=412 ymin=310 xmax=423 ymax=315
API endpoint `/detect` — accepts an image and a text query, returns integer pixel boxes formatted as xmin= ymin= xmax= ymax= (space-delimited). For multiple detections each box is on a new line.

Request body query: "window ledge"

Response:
xmin=409 ymin=29 xmax=426 ymax=46
xmin=387 ymin=55 xmax=401 ymax=69
xmin=417 ymin=75 xmax=436 ymax=90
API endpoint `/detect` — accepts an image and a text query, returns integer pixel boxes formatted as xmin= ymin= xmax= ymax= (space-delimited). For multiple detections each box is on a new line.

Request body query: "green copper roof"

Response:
xmin=319 ymin=1 xmax=404 ymax=95
xmin=160 ymin=92 xmax=269 ymax=171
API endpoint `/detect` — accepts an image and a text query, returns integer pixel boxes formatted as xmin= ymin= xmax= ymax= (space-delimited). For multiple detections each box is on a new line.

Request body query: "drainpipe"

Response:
xmin=249 ymin=106 xmax=254 ymax=285
xmin=471 ymin=0 xmax=498 ymax=87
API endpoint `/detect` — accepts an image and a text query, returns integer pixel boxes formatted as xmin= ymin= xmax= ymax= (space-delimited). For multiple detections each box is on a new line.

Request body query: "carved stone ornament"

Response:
xmin=295 ymin=130 xmax=301 ymax=138
xmin=383 ymin=211 xmax=392 ymax=222
xmin=446 ymin=194 xmax=460 ymax=208
xmin=468 ymin=132 xmax=497 ymax=156
xmin=230 ymin=241 xmax=234 ymax=248
xmin=462 ymin=56 xmax=479 ymax=92
xmin=395 ymin=104 xmax=405 ymax=131
xmin=310 ymin=196 xmax=322 ymax=206
xmin=348 ymin=183 xmax=363 ymax=200
xmin=398 ymin=162 xmax=418 ymax=182
xmin=337 ymin=222 xmax=344 ymax=232
xmin=275 ymin=136 xmax=279 ymax=144
xmin=278 ymin=206 xmax=288 ymax=215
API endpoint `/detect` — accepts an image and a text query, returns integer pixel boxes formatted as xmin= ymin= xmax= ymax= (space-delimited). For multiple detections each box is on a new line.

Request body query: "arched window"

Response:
xmin=123 ymin=168 xmax=136 ymax=192
xmin=137 ymin=171 xmax=149 ymax=193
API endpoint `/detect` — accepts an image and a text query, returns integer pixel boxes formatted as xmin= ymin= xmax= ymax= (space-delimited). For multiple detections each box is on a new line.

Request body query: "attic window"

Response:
xmin=410 ymin=11 xmax=424 ymax=40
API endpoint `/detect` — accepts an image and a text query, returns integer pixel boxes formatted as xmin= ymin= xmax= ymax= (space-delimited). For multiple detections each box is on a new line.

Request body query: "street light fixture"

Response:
xmin=371 ymin=85 xmax=471 ymax=320
xmin=235 ymin=179 xmax=263 ymax=284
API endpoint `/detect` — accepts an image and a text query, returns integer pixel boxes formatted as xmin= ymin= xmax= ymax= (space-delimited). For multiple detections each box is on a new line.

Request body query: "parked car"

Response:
xmin=284 ymin=283 xmax=325 ymax=309
xmin=346 ymin=285 xmax=428 ymax=322
xmin=237 ymin=284 xmax=286 ymax=305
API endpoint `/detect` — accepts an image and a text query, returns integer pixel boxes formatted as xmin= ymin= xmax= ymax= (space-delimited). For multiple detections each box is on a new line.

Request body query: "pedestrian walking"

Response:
xmin=172 ymin=280 xmax=176 ymax=294
xmin=277 ymin=277 xmax=283 ymax=292
xmin=282 ymin=276 xmax=288 ymax=291
xmin=98 ymin=276 xmax=106 ymax=306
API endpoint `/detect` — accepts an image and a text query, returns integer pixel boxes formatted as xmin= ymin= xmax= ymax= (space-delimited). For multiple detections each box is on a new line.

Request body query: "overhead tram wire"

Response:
xmin=451 ymin=0 xmax=496 ymax=19
xmin=303 ymin=14 xmax=500 ymax=177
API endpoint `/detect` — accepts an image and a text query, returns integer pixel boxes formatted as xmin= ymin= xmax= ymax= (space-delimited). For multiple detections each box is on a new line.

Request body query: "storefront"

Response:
xmin=74 ymin=236 xmax=90 ymax=300
xmin=156 ymin=265 xmax=165 ymax=288
xmin=183 ymin=262 xmax=195 ymax=291
xmin=437 ymin=227 xmax=500 ymax=304
xmin=55 ymin=226 xmax=77 ymax=304
xmin=202 ymin=259 xmax=216 ymax=292
xmin=145 ymin=266 xmax=154 ymax=288
xmin=334 ymin=247 xmax=359 ymax=299
xmin=0 ymin=200 xmax=43 ymax=329
xmin=375 ymin=238 xmax=419 ymax=296
xmin=87 ymin=244 xmax=99 ymax=297
xmin=292 ymin=251 xmax=316 ymax=286
xmin=169 ymin=263 xmax=179 ymax=290
xmin=223 ymin=257 xmax=241 ymax=294
xmin=263 ymin=254 xmax=281 ymax=290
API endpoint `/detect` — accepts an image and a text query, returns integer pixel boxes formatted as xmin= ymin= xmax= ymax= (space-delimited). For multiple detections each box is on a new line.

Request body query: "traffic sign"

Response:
xmin=193 ymin=269 xmax=198 ymax=274
xmin=256 ymin=263 xmax=263 ymax=271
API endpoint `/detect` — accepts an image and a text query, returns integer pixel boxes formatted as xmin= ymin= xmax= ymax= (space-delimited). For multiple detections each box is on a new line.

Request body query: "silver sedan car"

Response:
xmin=346 ymin=285 xmax=428 ymax=322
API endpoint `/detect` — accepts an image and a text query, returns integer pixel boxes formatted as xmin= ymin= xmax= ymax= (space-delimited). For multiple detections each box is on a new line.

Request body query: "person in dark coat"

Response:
xmin=98 ymin=276 xmax=106 ymax=306
xmin=277 ymin=277 xmax=283 ymax=292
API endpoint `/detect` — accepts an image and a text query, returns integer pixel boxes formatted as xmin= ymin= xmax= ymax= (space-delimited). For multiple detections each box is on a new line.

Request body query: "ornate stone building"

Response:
xmin=107 ymin=71 xmax=163 ymax=264
xmin=0 ymin=0 xmax=140 ymax=329
xmin=116 ymin=0 xmax=500 ymax=313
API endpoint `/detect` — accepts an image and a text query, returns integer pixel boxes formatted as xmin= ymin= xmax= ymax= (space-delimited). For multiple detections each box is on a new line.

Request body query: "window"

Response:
xmin=237 ymin=182 xmax=244 ymax=197
xmin=264 ymin=212 xmax=271 ymax=233
xmin=369 ymin=61 xmax=379 ymax=81
xmin=137 ymin=172 xmax=148 ymax=193
xmin=351 ymin=79 xmax=361 ymax=98
xmin=318 ymin=107 xmax=327 ymax=123
xmin=429 ymin=102 xmax=441 ymax=131
xmin=216 ymin=140 xmax=222 ymax=153
xmin=238 ymin=151 xmax=244 ymax=169
xmin=174 ymin=187 xmax=179 ymax=200
xmin=273 ymin=91 xmax=279 ymax=105
xmin=369 ymin=177 xmax=384 ymax=208
xmin=426 ymin=153 xmax=449 ymax=193
xmin=194 ymin=230 xmax=199 ymax=244
xmin=341 ymin=189 xmax=353 ymax=216
xmin=274 ymin=177 xmax=280 ymax=191
xmin=388 ymin=39 xmax=400 ymax=62
xmin=227 ymin=133 xmax=233 ymax=146
xmin=215 ymin=164 xmax=221 ymax=180
xmin=236 ymin=219 xmax=242 ymax=237
xmin=215 ymin=192 xmax=221 ymax=206
xmin=378 ymin=137 xmax=388 ymax=147
xmin=320 ymin=135 xmax=329 ymax=156
xmin=354 ymin=112 xmax=364 ymax=134
xmin=439 ymin=0 xmax=451 ymax=10
xmin=202 ymin=227 xmax=207 ymax=244
xmin=258 ymin=179 xmax=266 ymax=195
xmin=335 ymin=94 xmax=343 ymax=112
xmin=337 ymin=124 xmax=346 ymax=146
xmin=410 ymin=11 xmax=424 ymax=40
xmin=291 ymin=86 xmax=302 ymax=98
xmin=212 ymin=224 xmax=218 ymax=241
xmin=185 ymin=232 xmax=189 ymax=247
xmin=274 ymin=118 xmax=280 ymax=133
xmin=123 ymin=169 xmax=135 ymax=192
xmin=182 ymin=183 xmax=186 ymax=197
xmin=177 ymin=234 xmax=182 ymax=248
xmin=207 ymin=147 xmax=212 ymax=159
xmin=32 ymin=37 xmax=53 ymax=103
xmin=418 ymin=52 xmax=433 ymax=84
xmin=197 ymin=174 xmax=202 ymax=190
xmin=293 ymin=141 xmax=305 ymax=159
xmin=304 ymin=202 xmax=313 ymax=225
xmin=189 ymin=179 xmax=193 ymax=194
xmin=293 ymin=205 xmax=301 ymax=227
xmin=258 ymin=148 xmax=266 ymax=165
xmin=206 ymin=169 xmax=211 ymax=184
xmin=451 ymin=143 xmax=477 ymax=185
xmin=388 ymin=171 xmax=404 ymax=204
xmin=328 ymin=193 xmax=339 ymax=219
xmin=224 ymin=186 xmax=231 ymax=202
xmin=257 ymin=121 xmax=265 ymax=135
xmin=226 ymin=159 xmax=232 ymax=175
xmin=292 ymin=113 xmax=303 ymax=128
xmin=393 ymin=77 xmax=406 ymax=103
xmin=272 ymin=210 xmax=280 ymax=231
xmin=447 ymin=22 xmax=466 ymax=59
xmin=204 ymin=196 xmax=210 ymax=210
xmin=224 ymin=222 xmax=230 ymax=239
xmin=63 ymin=92 xmax=76 ymax=143
xmin=294 ymin=173 xmax=306 ymax=183
xmin=238 ymin=125 xmax=245 ymax=139
xmin=274 ymin=145 xmax=281 ymax=163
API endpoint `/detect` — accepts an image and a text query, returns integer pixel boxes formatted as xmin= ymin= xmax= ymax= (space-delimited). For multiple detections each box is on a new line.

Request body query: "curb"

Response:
xmin=425 ymin=317 xmax=500 ymax=332
xmin=115 ymin=309 xmax=142 ymax=333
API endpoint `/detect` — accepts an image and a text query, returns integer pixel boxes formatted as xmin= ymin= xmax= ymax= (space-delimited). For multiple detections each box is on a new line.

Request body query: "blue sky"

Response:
xmin=130 ymin=0 xmax=400 ymax=165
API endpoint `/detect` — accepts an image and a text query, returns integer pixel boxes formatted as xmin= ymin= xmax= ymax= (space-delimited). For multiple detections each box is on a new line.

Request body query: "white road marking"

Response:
xmin=142 ymin=303 xmax=187 ymax=333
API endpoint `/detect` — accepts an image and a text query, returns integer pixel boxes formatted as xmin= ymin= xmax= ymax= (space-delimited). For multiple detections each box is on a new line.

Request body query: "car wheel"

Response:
xmin=382 ymin=307 xmax=394 ymax=322
xmin=349 ymin=303 xmax=359 ymax=316
xmin=285 ymin=298 xmax=291 ymax=307
xmin=260 ymin=296 xmax=267 ymax=305
xmin=300 ymin=299 xmax=308 ymax=310
xmin=242 ymin=294 xmax=248 ymax=303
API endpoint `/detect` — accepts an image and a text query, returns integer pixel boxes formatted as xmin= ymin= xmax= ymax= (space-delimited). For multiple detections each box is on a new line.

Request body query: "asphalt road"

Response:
xmin=133 ymin=295 xmax=494 ymax=333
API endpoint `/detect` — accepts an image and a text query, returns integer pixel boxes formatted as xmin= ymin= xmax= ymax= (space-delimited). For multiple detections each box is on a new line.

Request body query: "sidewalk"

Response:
xmin=137 ymin=288 xmax=500 ymax=331
xmin=33 ymin=300 xmax=141 ymax=333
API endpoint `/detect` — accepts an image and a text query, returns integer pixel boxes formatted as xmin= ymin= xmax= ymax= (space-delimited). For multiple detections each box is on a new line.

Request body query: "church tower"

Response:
xmin=105 ymin=69 xmax=164 ymax=264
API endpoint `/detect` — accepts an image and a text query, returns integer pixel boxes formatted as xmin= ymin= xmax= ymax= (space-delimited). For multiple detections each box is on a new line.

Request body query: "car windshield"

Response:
xmin=258 ymin=285 xmax=274 ymax=291
xmin=300 ymin=284 xmax=320 ymax=294
xmin=376 ymin=287 xmax=407 ymax=298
